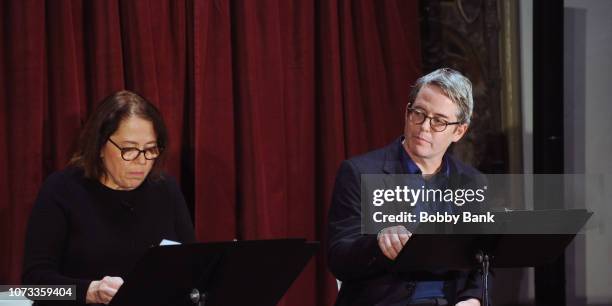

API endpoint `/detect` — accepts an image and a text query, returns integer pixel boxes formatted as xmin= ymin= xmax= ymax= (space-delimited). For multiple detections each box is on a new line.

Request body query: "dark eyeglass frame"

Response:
xmin=406 ymin=107 xmax=463 ymax=132
xmin=107 ymin=138 xmax=162 ymax=161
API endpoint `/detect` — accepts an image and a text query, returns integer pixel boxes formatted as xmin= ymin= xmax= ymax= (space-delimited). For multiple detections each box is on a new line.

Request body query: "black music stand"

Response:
xmin=392 ymin=209 xmax=592 ymax=306
xmin=109 ymin=239 xmax=318 ymax=306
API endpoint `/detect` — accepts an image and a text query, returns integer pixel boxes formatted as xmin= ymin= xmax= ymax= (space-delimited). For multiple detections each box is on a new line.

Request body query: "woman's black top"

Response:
xmin=22 ymin=167 xmax=196 ymax=305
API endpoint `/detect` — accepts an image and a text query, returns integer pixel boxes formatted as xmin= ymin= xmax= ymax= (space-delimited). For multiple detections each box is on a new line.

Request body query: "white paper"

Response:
xmin=159 ymin=239 xmax=181 ymax=246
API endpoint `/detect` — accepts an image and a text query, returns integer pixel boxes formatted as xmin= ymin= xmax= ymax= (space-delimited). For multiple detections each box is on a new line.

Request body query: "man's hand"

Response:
xmin=456 ymin=298 xmax=481 ymax=306
xmin=377 ymin=225 xmax=412 ymax=260
xmin=86 ymin=276 xmax=124 ymax=304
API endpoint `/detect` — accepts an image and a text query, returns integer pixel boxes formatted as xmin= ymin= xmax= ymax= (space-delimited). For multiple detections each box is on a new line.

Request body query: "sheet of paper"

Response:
xmin=159 ymin=239 xmax=181 ymax=246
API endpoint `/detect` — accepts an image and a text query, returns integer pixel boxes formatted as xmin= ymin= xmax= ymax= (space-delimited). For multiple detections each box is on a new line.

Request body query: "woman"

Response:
xmin=22 ymin=90 xmax=195 ymax=305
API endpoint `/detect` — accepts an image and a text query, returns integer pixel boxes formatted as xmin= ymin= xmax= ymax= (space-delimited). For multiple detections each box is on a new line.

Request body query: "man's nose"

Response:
xmin=419 ymin=117 xmax=433 ymax=132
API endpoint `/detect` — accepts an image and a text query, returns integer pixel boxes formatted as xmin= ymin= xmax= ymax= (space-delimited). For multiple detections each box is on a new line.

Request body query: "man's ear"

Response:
xmin=452 ymin=124 xmax=468 ymax=142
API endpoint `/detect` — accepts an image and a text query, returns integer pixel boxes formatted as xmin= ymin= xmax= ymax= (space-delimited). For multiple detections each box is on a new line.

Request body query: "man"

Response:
xmin=328 ymin=68 xmax=486 ymax=306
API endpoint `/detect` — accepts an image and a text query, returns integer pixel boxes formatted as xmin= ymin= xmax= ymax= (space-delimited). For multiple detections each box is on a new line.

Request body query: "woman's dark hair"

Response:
xmin=69 ymin=90 xmax=168 ymax=180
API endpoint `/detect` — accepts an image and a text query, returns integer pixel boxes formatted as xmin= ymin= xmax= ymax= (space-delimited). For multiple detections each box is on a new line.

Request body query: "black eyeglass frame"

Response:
xmin=107 ymin=138 xmax=162 ymax=161
xmin=406 ymin=107 xmax=464 ymax=132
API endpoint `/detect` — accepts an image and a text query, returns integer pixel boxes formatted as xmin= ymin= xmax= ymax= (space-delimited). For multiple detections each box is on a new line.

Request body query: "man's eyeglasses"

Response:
xmin=107 ymin=138 xmax=161 ymax=161
xmin=407 ymin=107 xmax=463 ymax=132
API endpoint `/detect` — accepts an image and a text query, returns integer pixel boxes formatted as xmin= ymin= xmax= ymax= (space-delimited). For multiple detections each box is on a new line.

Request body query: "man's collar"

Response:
xmin=399 ymin=136 xmax=450 ymax=177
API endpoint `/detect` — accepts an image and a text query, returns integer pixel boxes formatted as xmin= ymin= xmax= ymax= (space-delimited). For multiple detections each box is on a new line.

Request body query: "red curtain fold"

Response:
xmin=193 ymin=0 xmax=238 ymax=242
xmin=1 ymin=0 xmax=47 ymax=290
xmin=0 ymin=1 xmax=421 ymax=305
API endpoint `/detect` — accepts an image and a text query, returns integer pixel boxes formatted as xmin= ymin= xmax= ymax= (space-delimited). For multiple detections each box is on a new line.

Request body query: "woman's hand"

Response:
xmin=86 ymin=276 xmax=124 ymax=304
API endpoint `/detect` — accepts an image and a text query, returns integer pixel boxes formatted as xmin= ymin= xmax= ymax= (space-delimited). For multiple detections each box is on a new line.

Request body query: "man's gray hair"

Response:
xmin=408 ymin=68 xmax=474 ymax=125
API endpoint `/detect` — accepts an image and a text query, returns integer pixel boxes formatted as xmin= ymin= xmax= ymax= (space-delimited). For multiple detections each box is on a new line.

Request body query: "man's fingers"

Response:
xmin=389 ymin=227 xmax=406 ymax=254
xmin=377 ymin=236 xmax=390 ymax=259
xmin=381 ymin=245 xmax=393 ymax=260
xmin=382 ymin=233 xmax=398 ymax=259
xmin=389 ymin=232 xmax=404 ymax=255
xmin=397 ymin=226 xmax=411 ymax=246
xmin=386 ymin=247 xmax=398 ymax=260
xmin=377 ymin=226 xmax=411 ymax=260
xmin=398 ymin=233 xmax=410 ymax=245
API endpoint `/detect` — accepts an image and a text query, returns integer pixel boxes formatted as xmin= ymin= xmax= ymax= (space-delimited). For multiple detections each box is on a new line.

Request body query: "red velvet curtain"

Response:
xmin=0 ymin=1 xmax=421 ymax=305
